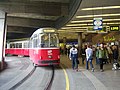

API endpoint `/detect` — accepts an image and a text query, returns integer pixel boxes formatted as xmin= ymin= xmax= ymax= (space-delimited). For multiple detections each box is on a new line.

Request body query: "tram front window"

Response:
xmin=40 ymin=33 xmax=58 ymax=48
xmin=41 ymin=34 xmax=49 ymax=47
xmin=50 ymin=34 xmax=57 ymax=47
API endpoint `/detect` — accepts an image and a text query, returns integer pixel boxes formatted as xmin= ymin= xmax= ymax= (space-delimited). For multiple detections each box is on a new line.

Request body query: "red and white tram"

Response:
xmin=29 ymin=28 xmax=60 ymax=66
xmin=6 ymin=28 xmax=60 ymax=66
xmin=5 ymin=40 xmax=29 ymax=56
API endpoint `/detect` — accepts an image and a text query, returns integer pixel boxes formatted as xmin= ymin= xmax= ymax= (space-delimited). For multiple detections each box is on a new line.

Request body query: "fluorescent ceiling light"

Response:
xmin=58 ymin=30 xmax=96 ymax=33
xmin=76 ymin=13 xmax=120 ymax=18
xmin=58 ymin=29 xmax=87 ymax=32
xmin=66 ymin=22 xmax=120 ymax=26
xmin=81 ymin=6 xmax=120 ymax=11
xmin=63 ymin=22 xmax=118 ymax=28
xmin=66 ymin=24 xmax=88 ymax=26
xmin=59 ymin=29 xmax=87 ymax=31
xmin=106 ymin=22 xmax=120 ymax=24
xmin=105 ymin=19 xmax=120 ymax=21
xmin=71 ymin=20 xmax=93 ymax=23
xmin=71 ymin=19 xmax=120 ymax=23
xmin=61 ymin=27 xmax=88 ymax=29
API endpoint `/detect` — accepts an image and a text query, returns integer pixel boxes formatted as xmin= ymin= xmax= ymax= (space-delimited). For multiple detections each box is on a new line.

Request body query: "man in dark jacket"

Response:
xmin=81 ymin=45 xmax=86 ymax=64
xmin=112 ymin=45 xmax=119 ymax=63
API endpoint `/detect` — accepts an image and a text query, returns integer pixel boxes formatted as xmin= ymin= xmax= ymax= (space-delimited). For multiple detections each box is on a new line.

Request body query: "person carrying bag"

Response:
xmin=96 ymin=43 xmax=108 ymax=72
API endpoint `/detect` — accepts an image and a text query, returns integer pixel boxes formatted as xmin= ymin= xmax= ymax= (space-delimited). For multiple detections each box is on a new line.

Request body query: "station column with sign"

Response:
xmin=78 ymin=32 xmax=82 ymax=57
xmin=63 ymin=37 xmax=67 ymax=55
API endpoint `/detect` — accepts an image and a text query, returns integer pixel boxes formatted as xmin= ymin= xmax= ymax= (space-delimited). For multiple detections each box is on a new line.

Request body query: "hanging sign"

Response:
xmin=110 ymin=26 xmax=119 ymax=31
xmin=93 ymin=18 xmax=102 ymax=30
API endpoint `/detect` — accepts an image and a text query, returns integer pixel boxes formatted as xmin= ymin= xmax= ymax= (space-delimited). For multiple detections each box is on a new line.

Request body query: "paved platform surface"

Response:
xmin=61 ymin=55 xmax=120 ymax=90
xmin=0 ymin=56 xmax=35 ymax=90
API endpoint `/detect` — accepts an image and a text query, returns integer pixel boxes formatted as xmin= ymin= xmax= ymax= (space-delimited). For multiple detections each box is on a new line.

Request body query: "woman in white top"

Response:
xmin=85 ymin=45 xmax=94 ymax=72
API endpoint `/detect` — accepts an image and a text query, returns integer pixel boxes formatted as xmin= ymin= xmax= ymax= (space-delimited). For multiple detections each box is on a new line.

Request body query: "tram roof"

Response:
xmin=31 ymin=28 xmax=57 ymax=38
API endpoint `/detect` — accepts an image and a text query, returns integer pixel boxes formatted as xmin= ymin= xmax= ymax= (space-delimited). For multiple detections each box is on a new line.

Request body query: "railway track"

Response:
xmin=9 ymin=67 xmax=36 ymax=90
xmin=8 ymin=66 xmax=54 ymax=90
xmin=45 ymin=66 xmax=54 ymax=90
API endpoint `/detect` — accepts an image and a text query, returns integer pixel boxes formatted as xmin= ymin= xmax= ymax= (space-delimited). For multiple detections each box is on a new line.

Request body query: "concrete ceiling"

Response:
xmin=0 ymin=0 xmax=70 ymax=41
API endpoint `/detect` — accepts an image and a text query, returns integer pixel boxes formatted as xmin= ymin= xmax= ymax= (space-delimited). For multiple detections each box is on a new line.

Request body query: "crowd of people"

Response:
xmin=65 ymin=43 xmax=119 ymax=72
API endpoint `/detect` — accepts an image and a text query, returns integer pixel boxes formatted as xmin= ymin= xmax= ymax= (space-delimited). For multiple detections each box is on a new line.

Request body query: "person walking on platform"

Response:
xmin=85 ymin=45 xmax=94 ymax=72
xmin=81 ymin=45 xmax=86 ymax=64
xmin=112 ymin=45 xmax=119 ymax=63
xmin=67 ymin=46 xmax=71 ymax=57
xmin=95 ymin=46 xmax=100 ymax=65
xmin=106 ymin=46 xmax=113 ymax=63
xmin=69 ymin=45 xmax=78 ymax=71
xmin=96 ymin=43 xmax=108 ymax=72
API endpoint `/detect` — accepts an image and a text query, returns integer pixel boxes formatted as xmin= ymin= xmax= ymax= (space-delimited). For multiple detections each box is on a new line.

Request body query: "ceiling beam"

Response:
xmin=0 ymin=1 xmax=68 ymax=16
xmin=7 ymin=17 xmax=55 ymax=28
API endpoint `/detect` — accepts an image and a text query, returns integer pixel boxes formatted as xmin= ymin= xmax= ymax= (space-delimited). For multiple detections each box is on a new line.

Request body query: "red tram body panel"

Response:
xmin=6 ymin=48 xmax=29 ymax=56
xmin=29 ymin=48 xmax=60 ymax=66
xmin=5 ymin=49 xmax=9 ymax=54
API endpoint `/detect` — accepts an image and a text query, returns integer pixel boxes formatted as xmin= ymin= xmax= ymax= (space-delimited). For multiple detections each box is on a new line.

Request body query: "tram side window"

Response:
xmin=10 ymin=44 xmax=15 ymax=48
xmin=29 ymin=39 xmax=32 ymax=48
xmin=19 ymin=43 xmax=22 ymax=48
xmin=16 ymin=43 xmax=18 ymax=48
xmin=24 ymin=42 xmax=29 ymax=48
xmin=15 ymin=43 xmax=17 ymax=48
xmin=16 ymin=43 xmax=22 ymax=48
xmin=33 ymin=39 xmax=37 ymax=48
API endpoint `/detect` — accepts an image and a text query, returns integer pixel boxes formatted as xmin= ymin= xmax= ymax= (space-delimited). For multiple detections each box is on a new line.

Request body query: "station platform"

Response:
xmin=0 ymin=55 xmax=120 ymax=90
xmin=60 ymin=55 xmax=120 ymax=90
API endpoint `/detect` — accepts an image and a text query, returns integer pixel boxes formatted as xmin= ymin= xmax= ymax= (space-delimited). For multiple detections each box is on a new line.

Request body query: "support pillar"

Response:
xmin=0 ymin=10 xmax=7 ymax=70
xmin=63 ymin=37 xmax=67 ymax=55
xmin=78 ymin=32 xmax=82 ymax=57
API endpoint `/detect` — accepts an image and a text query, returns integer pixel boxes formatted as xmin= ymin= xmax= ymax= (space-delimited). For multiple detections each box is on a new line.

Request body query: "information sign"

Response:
xmin=93 ymin=18 xmax=102 ymax=30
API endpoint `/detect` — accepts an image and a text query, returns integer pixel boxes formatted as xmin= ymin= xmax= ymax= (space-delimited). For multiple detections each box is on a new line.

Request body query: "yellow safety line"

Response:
xmin=60 ymin=64 xmax=70 ymax=90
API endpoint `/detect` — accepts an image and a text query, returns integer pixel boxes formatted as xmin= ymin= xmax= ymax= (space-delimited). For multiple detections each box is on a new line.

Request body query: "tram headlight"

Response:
xmin=48 ymin=55 xmax=52 ymax=59
xmin=58 ymin=55 xmax=60 ymax=59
